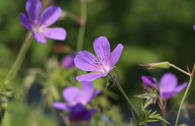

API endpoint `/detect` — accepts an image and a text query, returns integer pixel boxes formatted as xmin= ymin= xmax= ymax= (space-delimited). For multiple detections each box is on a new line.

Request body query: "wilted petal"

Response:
xmin=93 ymin=36 xmax=110 ymax=65
xmin=159 ymin=73 xmax=177 ymax=94
xmin=141 ymin=75 xmax=156 ymax=88
xmin=110 ymin=43 xmax=123 ymax=67
xmin=40 ymin=6 xmax=61 ymax=27
xmin=74 ymin=51 xmax=100 ymax=72
xmin=41 ymin=27 xmax=66 ymax=40
xmin=76 ymin=72 xmax=106 ymax=82
xmin=19 ymin=13 xmax=31 ymax=30
xmin=52 ymin=102 xmax=68 ymax=110
xmin=33 ymin=32 xmax=46 ymax=44
xmin=63 ymin=86 xmax=81 ymax=106
xmin=26 ymin=0 xmax=42 ymax=22
xmin=80 ymin=82 xmax=94 ymax=105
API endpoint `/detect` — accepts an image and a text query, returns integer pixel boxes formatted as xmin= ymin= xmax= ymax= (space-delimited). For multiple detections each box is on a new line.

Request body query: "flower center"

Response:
xmin=95 ymin=58 xmax=111 ymax=74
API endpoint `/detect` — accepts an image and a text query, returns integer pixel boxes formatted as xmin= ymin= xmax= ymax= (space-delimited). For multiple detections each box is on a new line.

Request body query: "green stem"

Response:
xmin=170 ymin=63 xmax=191 ymax=77
xmin=174 ymin=64 xmax=195 ymax=126
xmin=76 ymin=0 xmax=87 ymax=51
xmin=115 ymin=81 xmax=140 ymax=118
xmin=4 ymin=32 xmax=32 ymax=85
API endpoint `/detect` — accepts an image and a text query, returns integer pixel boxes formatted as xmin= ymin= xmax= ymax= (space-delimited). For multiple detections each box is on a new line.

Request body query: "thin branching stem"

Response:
xmin=174 ymin=64 xmax=195 ymax=126
xmin=4 ymin=32 xmax=33 ymax=86
xmin=170 ymin=63 xmax=191 ymax=77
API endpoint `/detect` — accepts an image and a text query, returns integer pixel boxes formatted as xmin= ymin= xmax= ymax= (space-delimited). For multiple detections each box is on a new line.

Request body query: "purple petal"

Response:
xmin=74 ymin=51 xmax=101 ymax=72
xmin=76 ymin=72 xmax=106 ymax=82
xmin=63 ymin=86 xmax=81 ymax=106
xmin=69 ymin=103 xmax=96 ymax=123
xmin=19 ymin=13 xmax=31 ymax=30
xmin=39 ymin=6 xmax=61 ymax=27
xmin=141 ymin=75 xmax=156 ymax=88
xmin=80 ymin=82 xmax=94 ymax=105
xmin=160 ymin=82 xmax=187 ymax=99
xmin=41 ymin=27 xmax=66 ymax=41
xmin=33 ymin=32 xmax=46 ymax=44
xmin=93 ymin=36 xmax=111 ymax=65
xmin=159 ymin=73 xmax=178 ymax=95
xmin=82 ymin=108 xmax=96 ymax=121
xmin=61 ymin=55 xmax=75 ymax=69
xmin=52 ymin=102 xmax=69 ymax=110
xmin=110 ymin=43 xmax=124 ymax=67
xmin=160 ymin=92 xmax=177 ymax=99
xmin=175 ymin=82 xmax=188 ymax=94
xmin=25 ymin=0 xmax=42 ymax=22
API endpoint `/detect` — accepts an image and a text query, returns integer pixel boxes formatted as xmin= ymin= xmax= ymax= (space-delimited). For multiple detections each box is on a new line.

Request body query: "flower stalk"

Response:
xmin=4 ymin=32 xmax=33 ymax=86
xmin=76 ymin=0 xmax=87 ymax=51
xmin=174 ymin=64 xmax=195 ymax=126
xmin=115 ymin=80 xmax=140 ymax=119
xmin=169 ymin=63 xmax=191 ymax=77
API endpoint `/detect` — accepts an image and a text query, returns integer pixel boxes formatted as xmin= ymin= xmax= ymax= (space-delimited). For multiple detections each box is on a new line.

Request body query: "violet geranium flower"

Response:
xmin=20 ymin=0 xmax=66 ymax=44
xmin=74 ymin=36 xmax=124 ymax=82
xmin=52 ymin=81 xmax=100 ymax=109
xmin=158 ymin=73 xmax=188 ymax=99
xmin=52 ymin=82 xmax=99 ymax=123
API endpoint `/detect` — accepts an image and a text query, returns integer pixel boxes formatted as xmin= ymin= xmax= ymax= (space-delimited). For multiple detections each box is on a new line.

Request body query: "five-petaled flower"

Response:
xmin=52 ymin=82 xmax=100 ymax=122
xmin=74 ymin=36 xmax=124 ymax=82
xmin=20 ymin=0 xmax=66 ymax=44
xmin=142 ymin=73 xmax=188 ymax=99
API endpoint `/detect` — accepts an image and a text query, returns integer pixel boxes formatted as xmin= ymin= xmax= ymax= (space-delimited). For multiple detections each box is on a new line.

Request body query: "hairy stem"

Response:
xmin=174 ymin=64 xmax=195 ymax=126
xmin=76 ymin=0 xmax=87 ymax=51
xmin=115 ymin=81 xmax=140 ymax=118
xmin=4 ymin=32 xmax=32 ymax=85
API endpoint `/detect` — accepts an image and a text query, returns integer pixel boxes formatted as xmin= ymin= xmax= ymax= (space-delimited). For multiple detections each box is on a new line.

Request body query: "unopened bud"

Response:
xmin=140 ymin=62 xmax=171 ymax=69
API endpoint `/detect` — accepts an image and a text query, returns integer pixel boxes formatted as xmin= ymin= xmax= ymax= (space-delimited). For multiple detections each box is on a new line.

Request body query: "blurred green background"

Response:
xmin=0 ymin=0 xmax=195 ymax=125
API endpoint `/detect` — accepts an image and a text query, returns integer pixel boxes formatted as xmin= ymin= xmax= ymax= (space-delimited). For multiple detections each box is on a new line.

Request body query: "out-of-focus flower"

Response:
xmin=68 ymin=103 xmax=96 ymax=123
xmin=52 ymin=81 xmax=100 ymax=109
xmin=158 ymin=73 xmax=188 ymax=99
xmin=193 ymin=25 xmax=195 ymax=31
xmin=61 ymin=55 xmax=75 ymax=69
xmin=20 ymin=0 xmax=66 ymax=44
xmin=141 ymin=75 xmax=157 ymax=88
xmin=52 ymin=82 xmax=100 ymax=123
xmin=74 ymin=36 xmax=124 ymax=82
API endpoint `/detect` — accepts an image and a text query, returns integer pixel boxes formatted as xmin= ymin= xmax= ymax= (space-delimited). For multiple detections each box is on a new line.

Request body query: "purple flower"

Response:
xmin=141 ymin=75 xmax=157 ymax=88
xmin=52 ymin=81 xmax=100 ymax=109
xmin=20 ymin=0 xmax=66 ymax=44
xmin=68 ymin=103 xmax=96 ymax=123
xmin=52 ymin=82 xmax=99 ymax=123
xmin=158 ymin=73 xmax=188 ymax=99
xmin=61 ymin=54 xmax=75 ymax=69
xmin=74 ymin=36 xmax=124 ymax=82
